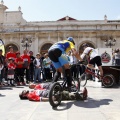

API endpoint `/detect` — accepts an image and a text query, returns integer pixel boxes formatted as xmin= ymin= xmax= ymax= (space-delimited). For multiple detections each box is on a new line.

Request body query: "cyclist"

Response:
xmin=80 ymin=43 xmax=103 ymax=81
xmin=48 ymin=37 xmax=82 ymax=88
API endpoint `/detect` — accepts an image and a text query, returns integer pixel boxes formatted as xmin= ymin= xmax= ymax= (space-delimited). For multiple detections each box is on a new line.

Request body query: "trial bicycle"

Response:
xmin=49 ymin=65 xmax=80 ymax=108
xmin=79 ymin=61 xmax=115 ymax=88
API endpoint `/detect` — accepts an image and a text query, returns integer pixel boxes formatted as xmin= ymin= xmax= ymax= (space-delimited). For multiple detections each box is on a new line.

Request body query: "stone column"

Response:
xmin=34 ymin=33 xmax=39 ymax=56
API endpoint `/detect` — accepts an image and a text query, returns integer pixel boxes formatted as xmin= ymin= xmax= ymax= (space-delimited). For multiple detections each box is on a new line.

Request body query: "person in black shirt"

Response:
xmin=29 ymin=51 xmax=35 ymax=82
xmin=0 ymin=49 xmax=6 ymax=85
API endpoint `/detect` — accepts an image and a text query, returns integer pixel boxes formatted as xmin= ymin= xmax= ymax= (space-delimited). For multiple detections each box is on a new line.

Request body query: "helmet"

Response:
xmin=82 ymin=43 xmax=89 ymax=48
xmin=67 ymin=37 xmax=75 ymax=45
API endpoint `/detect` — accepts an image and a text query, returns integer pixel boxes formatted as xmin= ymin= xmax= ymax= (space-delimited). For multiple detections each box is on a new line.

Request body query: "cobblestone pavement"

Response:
xmin=0 ymin=81 xmax=120 ymax=120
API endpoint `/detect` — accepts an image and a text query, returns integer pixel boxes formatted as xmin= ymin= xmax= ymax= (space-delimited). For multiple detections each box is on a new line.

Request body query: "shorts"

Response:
xmin=48 ymin=48 xmax=69 ymax=69
xmin=89 ymin=56 xmax=102 ymax=66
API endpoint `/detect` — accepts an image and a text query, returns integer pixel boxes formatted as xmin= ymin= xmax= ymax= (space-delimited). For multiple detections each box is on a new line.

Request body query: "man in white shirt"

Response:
xmin=80 ymin=43 xmax=103 ymax=81
xmin=33 ymin=53 xmax=42 ymax=83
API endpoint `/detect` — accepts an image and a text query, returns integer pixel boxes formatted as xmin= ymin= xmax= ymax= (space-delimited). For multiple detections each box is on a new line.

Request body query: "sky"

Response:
xmin=2 ymin=0 xmax=120 ymax=22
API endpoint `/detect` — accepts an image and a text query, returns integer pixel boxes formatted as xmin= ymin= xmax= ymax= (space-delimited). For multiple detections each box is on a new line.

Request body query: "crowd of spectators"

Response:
xmin=0 ymin=45 xmax=87 ymax=87
xmin=3 ymin=45 xmax=119 ymax=87
xmin=0 ymin=46 xmax=56 ymax=86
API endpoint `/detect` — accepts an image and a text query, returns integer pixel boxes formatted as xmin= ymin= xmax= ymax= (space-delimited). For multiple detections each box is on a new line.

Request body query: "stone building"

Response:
xmin=0 ymin=1 xmax=120 ymax=56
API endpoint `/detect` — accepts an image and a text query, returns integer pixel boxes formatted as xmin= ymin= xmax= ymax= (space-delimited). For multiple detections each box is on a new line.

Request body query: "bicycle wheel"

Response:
xmin=102 ymin=74 xmax=115 ymax=88
xmin=71 ymin=77 xmax=80 ymax=92
xmin=79 ymin=73 xmax=88 ymax=87
xmin=49 ymin=82 xmax=62 ymax=108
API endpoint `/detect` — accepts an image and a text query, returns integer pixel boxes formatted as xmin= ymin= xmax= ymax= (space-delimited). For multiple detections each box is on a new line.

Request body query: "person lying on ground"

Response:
xmin=29 ymin=82 xmax=51 ymax=90
xmin=19 ymin=87 xmax=88 ymax=102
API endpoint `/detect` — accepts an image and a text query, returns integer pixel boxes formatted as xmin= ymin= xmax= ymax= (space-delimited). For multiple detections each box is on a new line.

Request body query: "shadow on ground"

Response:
xmin=53 ymin=98 xmax=113 ymax=111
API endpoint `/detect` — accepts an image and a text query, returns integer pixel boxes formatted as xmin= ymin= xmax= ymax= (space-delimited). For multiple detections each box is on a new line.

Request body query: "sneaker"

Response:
xmin=82 ymin=87 xmax=88 ymax=100
xmin=11 ymin=84 xmax=15 ymax=87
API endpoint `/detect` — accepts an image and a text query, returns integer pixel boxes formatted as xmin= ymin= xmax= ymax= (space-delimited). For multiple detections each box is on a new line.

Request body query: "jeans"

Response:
xmin=34 ymin=67 xmax=42 ymax=83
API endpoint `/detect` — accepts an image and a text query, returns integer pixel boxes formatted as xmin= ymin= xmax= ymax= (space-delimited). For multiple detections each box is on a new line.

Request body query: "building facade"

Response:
xmin=0 ymin=1 xmax=120 ymax=56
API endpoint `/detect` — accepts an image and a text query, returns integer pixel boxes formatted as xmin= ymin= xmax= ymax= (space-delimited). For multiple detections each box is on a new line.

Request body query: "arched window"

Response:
xmin=41 ymin=43 xmax=52 ymax=54
xmin=5 ymin=44 xmax=18 ymax=53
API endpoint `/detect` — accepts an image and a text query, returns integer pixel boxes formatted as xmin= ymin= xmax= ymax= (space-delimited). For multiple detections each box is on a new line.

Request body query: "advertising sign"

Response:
xmin=96 ymin=48 xmax=112 ymax=66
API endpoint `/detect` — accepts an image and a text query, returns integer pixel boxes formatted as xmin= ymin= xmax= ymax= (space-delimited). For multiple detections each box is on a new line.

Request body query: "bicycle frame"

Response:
xmin=84 ymin=66 xmax=101 ymax=79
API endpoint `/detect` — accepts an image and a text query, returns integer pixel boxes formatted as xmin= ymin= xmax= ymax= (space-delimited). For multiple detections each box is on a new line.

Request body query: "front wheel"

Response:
xmin=79 ymin=73 xmax=88 ymax=87
xmin=102 ymin=74 xmax=115 ymax=88
xmin=49 ymin=82 xmax=62 ymax=108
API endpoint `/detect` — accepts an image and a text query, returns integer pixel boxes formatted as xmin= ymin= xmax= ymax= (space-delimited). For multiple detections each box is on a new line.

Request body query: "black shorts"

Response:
xmin=89 ymin=56 xmax=102 ymax=66
xmin=48 ymin=48 xmax=62 ymax=62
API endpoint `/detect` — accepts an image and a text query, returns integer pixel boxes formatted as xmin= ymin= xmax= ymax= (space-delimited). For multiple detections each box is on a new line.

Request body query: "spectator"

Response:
xmin=113 ymin=49 xmax=120 ymax=65
xmin=7 ymin=58 xmax=16 ymax=86
xmin=5 ymin=46 xmax=16 ymax=82
xmin=41 ymin=53 xmax=46 ymax=81
xmin=43 ymin=53 xmax=52 ymax=81
xmin=68 ymin=51 xmax=78 ymax=78
xmin=29 ymin=51 xmax=35 ymax=82
xmin=6 ymin=46 xmax=16 ymax=62
xmin=0 ymin=63 xmax=4 ymax=86
xmin=21 ymin=49 xmax=30 ymax=84
xmin=33 ymin=53 xmax=42 ymax=83
xmin=15 ymin=51 xmax=24 ymax=86
xmin=0 ymin=49 xmax=6 ymax=83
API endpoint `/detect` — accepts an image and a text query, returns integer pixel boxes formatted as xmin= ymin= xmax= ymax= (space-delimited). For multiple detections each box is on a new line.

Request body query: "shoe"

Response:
xmin=82 ymin=87 xmax=88 ymax=100
xmin=11 ymin=84 xmax=15 ymax=87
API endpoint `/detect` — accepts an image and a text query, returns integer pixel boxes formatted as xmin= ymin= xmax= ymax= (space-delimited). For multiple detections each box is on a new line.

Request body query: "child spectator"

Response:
xmin=7 ymin=58 xmax=16 ymax=86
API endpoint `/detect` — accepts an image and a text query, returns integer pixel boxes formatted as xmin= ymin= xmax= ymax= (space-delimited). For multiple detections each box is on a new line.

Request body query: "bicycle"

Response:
xmin=49 ymin=65 xmax=80 ymax=108
xmin=79 ymin=61 xmax=115 ymax=88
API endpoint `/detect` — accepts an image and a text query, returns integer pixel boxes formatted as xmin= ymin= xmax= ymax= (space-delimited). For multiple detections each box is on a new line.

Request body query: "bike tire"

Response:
xmin=102 ymin=74 xmax=115 ymax=88
xmin=49 ymin=82 xmax=62 ymax=108
xmin=79 ymin=73 xmax=88 ymax=87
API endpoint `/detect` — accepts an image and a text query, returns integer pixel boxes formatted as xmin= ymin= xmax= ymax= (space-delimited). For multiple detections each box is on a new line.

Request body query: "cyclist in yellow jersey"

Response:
xmin=48 ymin=37 xmax=82 ymax=87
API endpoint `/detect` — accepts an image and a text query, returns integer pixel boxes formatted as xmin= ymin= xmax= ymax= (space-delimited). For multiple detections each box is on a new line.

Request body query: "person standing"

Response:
xmin=68 ymin=52 xmax=78 ymax=78
xmin=29 ymin=51 xmax=35 ymax=82
xmin=21 ymin=49 xmax=30 ymax=84
xmin=5 ymin=46 xmax=16 ymax=82
xmin=33 ymin=53 xmax=42 ymax=83
xmin=0 ymin=49 xmax=6 ymax=84
xmin=43 ymin=53 xmax=52 ymax=81
xmin=7 ymin=58 xmax=16 ymax=86
xmin=15 ymin=51 xmax=24 ymax=85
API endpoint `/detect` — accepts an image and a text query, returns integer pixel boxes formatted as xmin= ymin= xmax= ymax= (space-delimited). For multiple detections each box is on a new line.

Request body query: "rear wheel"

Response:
xmin=102 ymin=74 xmax=115 ymax=88
xmin=49 ymin=82 xmax=62 ymax=108
xmin=79 ymin=73 xmax=88 ymax=87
